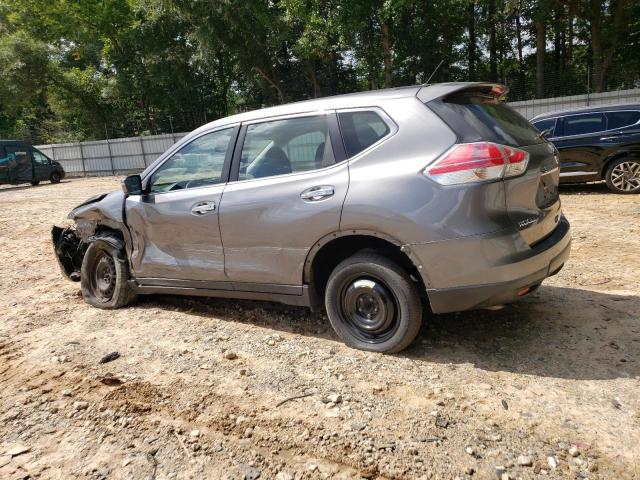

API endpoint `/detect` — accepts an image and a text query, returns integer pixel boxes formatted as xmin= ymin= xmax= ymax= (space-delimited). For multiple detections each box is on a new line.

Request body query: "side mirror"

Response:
xmin=122 ymin=174 xmax=143 ymax=196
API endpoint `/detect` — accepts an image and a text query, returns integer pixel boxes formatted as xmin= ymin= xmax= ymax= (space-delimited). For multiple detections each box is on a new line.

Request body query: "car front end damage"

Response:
xmin=52 ymin=190 xmax=129 ymax=281
xmin=52 ymin=225 xmax=86 ymax=281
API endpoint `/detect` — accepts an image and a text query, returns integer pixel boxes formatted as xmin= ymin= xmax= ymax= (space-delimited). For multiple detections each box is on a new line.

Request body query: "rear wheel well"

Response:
xmin=307 ymin=235 xmax=426 ymax=304
xmin=602 ymin=152 xmax=640 ymax=178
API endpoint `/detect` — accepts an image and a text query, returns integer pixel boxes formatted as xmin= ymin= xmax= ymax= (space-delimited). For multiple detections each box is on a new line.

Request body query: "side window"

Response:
xmin=533 ymin=118 xmax=557 ymax=137
xmin=338 ymin=110 xmax=391 ymax=157
xmin=32 ymin=149 xmax=50 ymax=165
xmin=239 ymin=115 xmax=332 ymax=180
xmin=607 ymin=111 xmax=640 ymax=130
xmin=149 ymin=128 xmax=233 ymax=193
xmin=4 ymin=146 xmax=30 ymax=167
xmin=562 ymin=113 xmax=606 ymax=137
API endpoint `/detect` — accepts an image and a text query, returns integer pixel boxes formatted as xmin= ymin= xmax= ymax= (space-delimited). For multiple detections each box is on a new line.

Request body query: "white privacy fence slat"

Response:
xmin=37 ymin=88 xmax=640 ymax=178
xmin=36 ymin=133 xmax=187 ymax=178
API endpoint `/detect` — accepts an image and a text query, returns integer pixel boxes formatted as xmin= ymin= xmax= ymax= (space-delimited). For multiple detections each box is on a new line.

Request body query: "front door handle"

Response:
xmin=300 ymin=185 xmax=335 ymax=202
xmin=191 ymin=201 xmax=216 ymax=215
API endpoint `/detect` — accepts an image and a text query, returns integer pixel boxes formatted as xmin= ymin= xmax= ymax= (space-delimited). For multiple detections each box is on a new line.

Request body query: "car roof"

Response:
xmin=190 ymin=82 xmax=498 ymax=135
xmin=531 ymin=103 xmax=640 ymax=121
xmin=205 ymin=86 xmax=422 ymax=127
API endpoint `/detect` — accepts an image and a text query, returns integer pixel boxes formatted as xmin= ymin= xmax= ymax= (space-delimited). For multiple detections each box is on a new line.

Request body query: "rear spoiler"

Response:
xmin=416 ymin=82 xmax=509 ymax=104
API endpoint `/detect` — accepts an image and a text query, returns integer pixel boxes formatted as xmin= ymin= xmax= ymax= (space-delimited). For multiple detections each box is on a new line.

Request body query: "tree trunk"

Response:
xmin=468 ymin=1 xmax=476 ymax=81
xmin=535 ymin=18 xmax=546 ymax=98
xmin=255 ymin=66 xmax=285 ymax=103
xmin=381 ymin=21 xmax=392 ymax=88
xmin=488 ymin=0 xmax=498 ymax=82
xmin=309 ymin=63 xmax=320 ymax=98
xmin=515 ymin=11 xmax=525 ymax=99
xmin=553 ymin=6 xmax=562 ymax=95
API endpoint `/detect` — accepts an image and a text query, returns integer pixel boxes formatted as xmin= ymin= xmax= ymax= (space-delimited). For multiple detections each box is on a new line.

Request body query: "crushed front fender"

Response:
xmin=52 ymin=226 xmax=86 ymax=281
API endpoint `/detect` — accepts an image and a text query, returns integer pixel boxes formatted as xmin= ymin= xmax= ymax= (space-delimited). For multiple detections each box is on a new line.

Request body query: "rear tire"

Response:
xmin=30 ymin=180 xmax=40 ymax=186
xmin=605 ymin=158 xmax=640 ymax=194
xmin=325 ymin=253 xmax=423 ymax=353
xmin=80 ymin=240 xmax=137 ymax=309
xmin=50 ymin=172 xmax=61 ymax=184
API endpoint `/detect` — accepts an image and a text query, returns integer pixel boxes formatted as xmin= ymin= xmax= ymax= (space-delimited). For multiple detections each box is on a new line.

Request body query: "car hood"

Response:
xmin=67 ymin=190 xmax=125 ymax=224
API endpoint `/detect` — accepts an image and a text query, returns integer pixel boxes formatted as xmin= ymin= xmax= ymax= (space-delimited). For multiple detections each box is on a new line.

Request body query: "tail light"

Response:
xmin=424 ymin=142 xmax=529 ymax=186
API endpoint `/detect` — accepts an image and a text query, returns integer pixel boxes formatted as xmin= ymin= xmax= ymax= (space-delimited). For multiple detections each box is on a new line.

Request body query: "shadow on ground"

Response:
xmin=135 ymin=284 xmax=639 ymax=382
xmin=559 ymin=182 xmax=613 ymax=195
xmin=0 ymin=180 xmax=72 ymax=193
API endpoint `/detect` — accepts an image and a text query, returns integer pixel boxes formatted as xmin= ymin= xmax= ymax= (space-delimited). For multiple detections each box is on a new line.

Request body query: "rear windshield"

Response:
xmin=428 ymin=91 xmax=544 ymax=147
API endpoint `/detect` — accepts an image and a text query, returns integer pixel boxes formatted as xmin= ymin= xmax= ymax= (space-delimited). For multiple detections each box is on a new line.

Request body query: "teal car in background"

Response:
xmin=0 ymin=140 xmax=65 ymax=186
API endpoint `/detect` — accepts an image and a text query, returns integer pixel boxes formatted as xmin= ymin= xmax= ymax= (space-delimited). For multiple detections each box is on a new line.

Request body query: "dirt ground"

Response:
xmin=0 ymin=177 xmax=638 ymax=480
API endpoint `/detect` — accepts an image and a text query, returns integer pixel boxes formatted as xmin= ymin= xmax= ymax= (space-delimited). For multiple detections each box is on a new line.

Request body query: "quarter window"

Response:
xmin=562 ymin=113 xmax=606 ymax=136
xmin=239 ymin=115 xmax=333 ymax=180
xmin=607 ymin=111 xmax=640 ymax=130
xmin=338 ymin=110 xmax=391 ymax=157
xmin=149 ymin=128 xmax=234 ymax=193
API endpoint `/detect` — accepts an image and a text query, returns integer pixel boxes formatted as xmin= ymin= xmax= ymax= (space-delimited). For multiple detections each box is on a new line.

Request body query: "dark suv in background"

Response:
xmin=0 ymin=140 xmax=65 ymax=186
xmin=531 ymin=104 xmax=640 ymax=193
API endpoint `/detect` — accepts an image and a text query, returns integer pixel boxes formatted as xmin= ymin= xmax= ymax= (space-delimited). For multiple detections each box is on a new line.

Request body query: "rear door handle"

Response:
xmin=191 ymin=201 xmax=216 ymax=215
xmin=300 ymin=185 xmax=335 ymax=201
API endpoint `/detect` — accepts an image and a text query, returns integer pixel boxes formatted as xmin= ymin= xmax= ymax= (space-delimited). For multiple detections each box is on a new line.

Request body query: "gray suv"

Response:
xmin=53 ymin=83 xmax=571 ymax=353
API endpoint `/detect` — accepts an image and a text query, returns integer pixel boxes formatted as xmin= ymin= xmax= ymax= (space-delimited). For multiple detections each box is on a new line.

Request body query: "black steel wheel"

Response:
xmin=80 ymin=238 xmax=137 ymax=309
xmin=325 ymin=252 xmax=423 ymax=353
xmin=90 ymin=251 xmax=117 ymax=302
xmin=50 ymin=172 xmax=61 ymax=184
xmin=337 ymin=274 xmax=400 ymax=344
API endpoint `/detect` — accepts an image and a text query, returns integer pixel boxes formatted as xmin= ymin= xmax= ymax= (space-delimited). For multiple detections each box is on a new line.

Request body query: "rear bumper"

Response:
xmin=411 ymin=216 xmax=571 ymax=314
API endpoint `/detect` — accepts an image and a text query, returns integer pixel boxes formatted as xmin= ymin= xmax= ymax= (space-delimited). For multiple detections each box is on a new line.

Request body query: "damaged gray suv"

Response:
xmin=53 ymin=83 xmax=571 ymax=353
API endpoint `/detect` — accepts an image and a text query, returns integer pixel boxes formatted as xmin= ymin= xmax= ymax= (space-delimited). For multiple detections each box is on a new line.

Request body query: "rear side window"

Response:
xmin=338 ymin=111 xmax=390 ymax=157
xmin=428 ymin=92 xmax=544 ymax=146
xmin=533 ymin=118 xmax=557 ymax=137
xmin=607 ymin=111 xmax=640 ymax=130
xmin=562 ymin=113 xmax=606 ymax=136
xmin=239 ymin=115 xmax=333 ymax=180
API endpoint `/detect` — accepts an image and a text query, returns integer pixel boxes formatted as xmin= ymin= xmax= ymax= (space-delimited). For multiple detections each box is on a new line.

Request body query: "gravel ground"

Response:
xmin=0 ymin=177 xmax=638 ymax=480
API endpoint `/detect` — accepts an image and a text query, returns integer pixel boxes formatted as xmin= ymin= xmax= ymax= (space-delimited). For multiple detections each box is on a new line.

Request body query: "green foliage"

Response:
xmin=0 ymin=0 xmax=638 ymax=143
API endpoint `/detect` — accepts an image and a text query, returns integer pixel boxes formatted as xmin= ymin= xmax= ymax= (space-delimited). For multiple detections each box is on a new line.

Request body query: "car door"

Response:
xmin=219 ymin=112 xmax=348 ymax=290
xmin=125 ymin=126 xmax=238 ymax=285
xmin=32 ymin=148 xmax=53 ymax=181
xmin=553 ymin=112 xmax=607 ymax=179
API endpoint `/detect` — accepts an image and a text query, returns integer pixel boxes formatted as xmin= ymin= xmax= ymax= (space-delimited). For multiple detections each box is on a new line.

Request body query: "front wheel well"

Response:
xmin=306 ymin=234 xmax=427 ymax=307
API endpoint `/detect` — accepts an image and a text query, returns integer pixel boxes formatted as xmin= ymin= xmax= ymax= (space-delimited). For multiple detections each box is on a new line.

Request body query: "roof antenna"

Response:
xmin=425 ymin=60 xmax=444 ymax=85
